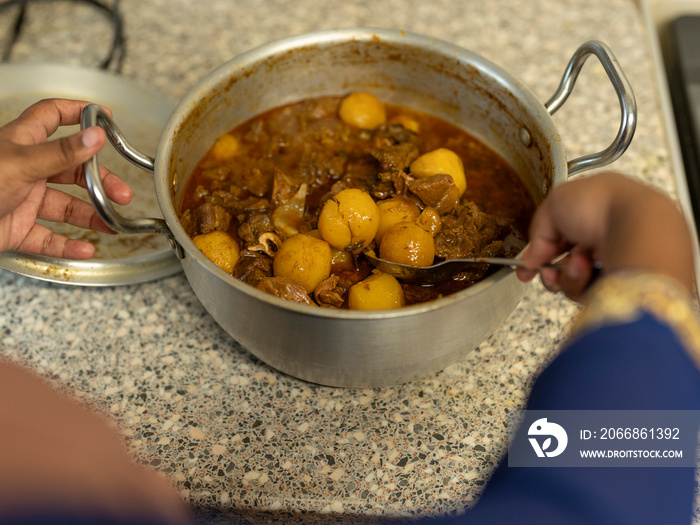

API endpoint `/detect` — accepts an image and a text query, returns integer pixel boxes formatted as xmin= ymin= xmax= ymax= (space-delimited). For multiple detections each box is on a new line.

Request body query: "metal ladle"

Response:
xmin=363 ymin=252 xmax=568 ymax=285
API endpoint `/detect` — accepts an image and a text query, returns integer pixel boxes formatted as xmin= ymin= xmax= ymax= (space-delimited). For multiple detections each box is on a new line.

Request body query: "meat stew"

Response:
xmin=179 ymin=94 xmax=535 ymax=309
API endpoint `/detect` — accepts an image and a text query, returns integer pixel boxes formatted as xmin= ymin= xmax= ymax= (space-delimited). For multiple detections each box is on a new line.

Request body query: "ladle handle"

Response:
xmin=545 ymin=40 xmax=637 ymax=177
xmin=80 ymin=104 xmax=172 ymax=236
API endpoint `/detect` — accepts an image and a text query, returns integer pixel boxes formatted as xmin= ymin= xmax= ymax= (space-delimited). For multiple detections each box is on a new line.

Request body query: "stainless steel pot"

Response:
xmin=81 ymin=29 xmax=636 ymax=387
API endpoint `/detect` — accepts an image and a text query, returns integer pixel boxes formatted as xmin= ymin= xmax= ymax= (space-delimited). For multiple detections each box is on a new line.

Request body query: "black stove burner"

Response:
xmin=666 ymin=16 xmax=700 ymax=241
xmin=0 ymin=0 xmax=125 ymax=72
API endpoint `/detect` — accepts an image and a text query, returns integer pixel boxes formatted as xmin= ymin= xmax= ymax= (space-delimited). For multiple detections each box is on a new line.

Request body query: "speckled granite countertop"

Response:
xmin=0 ymin=0 xmax=680 ymax=523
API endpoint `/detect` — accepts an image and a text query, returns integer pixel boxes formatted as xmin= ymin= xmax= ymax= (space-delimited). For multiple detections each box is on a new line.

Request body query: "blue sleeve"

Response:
xmin=416 ymin=299 xmax=700 ymax=524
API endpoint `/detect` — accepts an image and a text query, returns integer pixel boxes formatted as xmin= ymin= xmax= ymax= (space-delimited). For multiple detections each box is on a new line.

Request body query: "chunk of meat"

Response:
xmin=238 ymin=211 xmax=274 ymax=245
xmin=454 ymin=241 xmax=507 ymax=282
xmin=370 ymin=142 xmax=420 ymax=172
xmin=377 ymin=170 xmax=410 ymax=196
xmin=206 ymin=187 xmax=244 ymax=208
xmin=299 ymin=97 xmax=341 ymax=119
xmin=300 ymin=147 xmax=347 ymax=182
xmin=340 ymin=156 xmax=382 ymax=195
xmin=193 ymin=185 xmax=209 ymax=200
xmin=230 ymin=197 xmax=272 ymax=216
xmin=199 ymin=165 xmax=231 ymax=181
xmin=407 ymin=174 xmax=461 ymax=214
xmin=272 ymin=183 xmax=308 ymax=239
xmin=233 ymin=250 xmax=273 ymax=285
xmin=371 ymin=180 xmax=395 ymax=200
xmin=271 ymin=168 xmax=299 ymax=207
xmin=193 ymin=202 xmax=231 ymax=234
xmin=372 ymin=124 xmax=420 ymax=148
xmin=245 ymin=167 xmax=270 ymax=198
xmin=314 ymin=275 xmax=346 ymax=308
xmin=255 ymin=276 xmax=315 ymax=305
xmin=482 ymin=240 xmax=506 ymax=258
xmin=434 ymin=201 xmax=501 ymax=259
xmin=179 ymin=209 xmax=195 ymax=237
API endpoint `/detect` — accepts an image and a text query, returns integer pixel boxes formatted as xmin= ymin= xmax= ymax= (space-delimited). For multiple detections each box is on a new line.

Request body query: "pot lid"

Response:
xmin=0 ymin=63 xmax=182 ymax=286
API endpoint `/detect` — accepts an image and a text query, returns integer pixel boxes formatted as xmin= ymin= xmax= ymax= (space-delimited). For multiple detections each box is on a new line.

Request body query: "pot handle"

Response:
xmin=80 ymin=104 xmax=183 ymax=253
xmin=545 ymin=40 xmax=637 ymax=177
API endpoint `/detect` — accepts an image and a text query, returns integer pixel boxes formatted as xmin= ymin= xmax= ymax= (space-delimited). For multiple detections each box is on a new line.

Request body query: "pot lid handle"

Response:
xmin=545 ymin=40 xmax=637 ymax=177
xmin=81 ymin=104 xmax=178 ymax=245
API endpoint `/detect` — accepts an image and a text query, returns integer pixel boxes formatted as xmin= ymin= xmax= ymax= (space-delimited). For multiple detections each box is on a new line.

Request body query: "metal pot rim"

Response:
xmin=154 ymin=27 xmax=557 ymax=318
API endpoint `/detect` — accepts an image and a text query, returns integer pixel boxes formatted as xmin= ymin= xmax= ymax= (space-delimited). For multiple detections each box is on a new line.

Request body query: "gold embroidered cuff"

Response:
xmin=571 ymin=272 xmax=700 ymax=370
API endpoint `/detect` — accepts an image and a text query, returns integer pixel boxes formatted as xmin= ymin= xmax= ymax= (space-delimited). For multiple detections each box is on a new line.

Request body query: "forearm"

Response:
xmin=605 ymin=179 xmax=694 ymax=291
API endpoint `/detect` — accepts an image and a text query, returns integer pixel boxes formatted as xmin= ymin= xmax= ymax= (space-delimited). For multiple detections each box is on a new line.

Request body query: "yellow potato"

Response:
xmin=348 ymin=272 xmax=405 ymax=311
xmin=338 ymin=92 xmax=386 ymax=130
xmin=388 ymin=114 xmax=420 ymax=133
xmin=375 ymin=197 xmax=421 ymax=245
xmin=331 ymin=248 xmax=354 ymax=269
xmin=273 ymin=233 xmax=332 ymax=293
xmin=416 ymin=207 xmax=442 ymax=237
xmin=307 ymin=229 xmax=354 ymax=268
xmin=379 ymin=221 xmax=435 ymax=267
xmin=193 ymin=231 xmax=240 ymax=274
xmin=409 ymin=148 xmax=467 ymax=196
xmin=318 ymin=188 xmax=380 ymax=251
xmin=210 ymin=134 xmax=239 ymax=161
